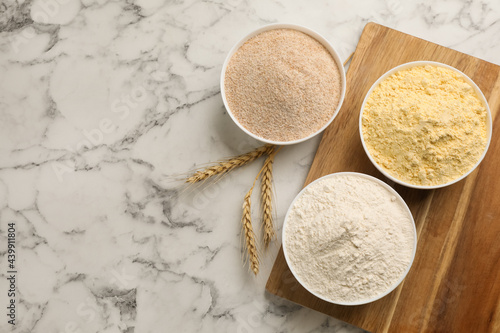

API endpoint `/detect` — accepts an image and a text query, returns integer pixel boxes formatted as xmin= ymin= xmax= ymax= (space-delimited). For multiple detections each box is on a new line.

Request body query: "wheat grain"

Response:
xmin=186 ymin=144 xmax=275 ymax=184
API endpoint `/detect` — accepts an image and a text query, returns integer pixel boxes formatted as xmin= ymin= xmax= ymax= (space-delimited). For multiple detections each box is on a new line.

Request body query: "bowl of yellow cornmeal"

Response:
xmin=360 ymin=61 xmax=492 ymax=189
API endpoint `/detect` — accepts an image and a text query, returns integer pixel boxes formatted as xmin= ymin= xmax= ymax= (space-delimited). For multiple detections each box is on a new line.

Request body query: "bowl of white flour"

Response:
xmin=282 ymin=172 xmax=417 ymax=306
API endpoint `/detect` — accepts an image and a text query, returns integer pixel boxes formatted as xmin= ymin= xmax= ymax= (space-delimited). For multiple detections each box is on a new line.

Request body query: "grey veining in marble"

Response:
xmin=1 ymin=0 xmax=499 ymax=332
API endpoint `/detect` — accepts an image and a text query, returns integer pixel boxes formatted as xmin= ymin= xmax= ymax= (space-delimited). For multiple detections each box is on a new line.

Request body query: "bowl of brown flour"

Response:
xmin=221 ymin=24 xmax=346 ymax=145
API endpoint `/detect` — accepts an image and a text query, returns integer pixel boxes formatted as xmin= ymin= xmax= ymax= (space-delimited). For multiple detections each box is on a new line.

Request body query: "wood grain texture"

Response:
xmin=266 ymin=23 xmax=500 ymax=333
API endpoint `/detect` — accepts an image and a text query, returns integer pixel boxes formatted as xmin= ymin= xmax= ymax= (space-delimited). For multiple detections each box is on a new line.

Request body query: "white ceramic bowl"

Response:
xmin=282 ymin=172 xmax=417 ymax=306
xmin=359 ymin=61 xmax=492 ymax=190
xmin=221 ymin=23 xmax=346 ymax=145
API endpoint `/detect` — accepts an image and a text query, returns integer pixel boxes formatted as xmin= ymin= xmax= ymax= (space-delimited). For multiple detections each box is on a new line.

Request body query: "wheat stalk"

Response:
xmin=240 ymin=146 xmax=282 ymax=275
xmin=261 ymin=151 xmax=276 ymax=248
xmin=186 ymin=144 xmax=275 ymax=184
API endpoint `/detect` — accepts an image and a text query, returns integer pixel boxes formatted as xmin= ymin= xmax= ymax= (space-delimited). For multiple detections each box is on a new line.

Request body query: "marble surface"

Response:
xmin=0 ymin=0 xmax=499 ymax=332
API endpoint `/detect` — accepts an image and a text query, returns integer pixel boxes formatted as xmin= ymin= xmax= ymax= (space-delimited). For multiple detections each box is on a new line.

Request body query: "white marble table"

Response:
xmin=1 ymin=0 xmax=499 ymax=332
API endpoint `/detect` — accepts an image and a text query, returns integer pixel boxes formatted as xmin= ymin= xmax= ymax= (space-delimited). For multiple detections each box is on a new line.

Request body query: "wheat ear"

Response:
xmin=261 ymin=150 xmax=276 ymax=248
xmin=186 ymin=144 xmax=275 ymax=183
xmin=242 ymin=191 xmax=259 ymax=275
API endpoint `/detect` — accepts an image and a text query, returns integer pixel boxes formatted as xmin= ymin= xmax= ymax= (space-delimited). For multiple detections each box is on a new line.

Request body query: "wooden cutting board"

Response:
xmin=266 ymin=22 xmax=500 ymax=333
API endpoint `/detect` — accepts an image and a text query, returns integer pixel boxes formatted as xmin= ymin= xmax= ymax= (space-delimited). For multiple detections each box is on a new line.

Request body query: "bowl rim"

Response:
xmin=282 ymin=171 xmax=418 ymax=306
xmin=220 ymin=23 xmax=347 ymax=145
xmin=359 ymin=60 xmax=493 ymax=190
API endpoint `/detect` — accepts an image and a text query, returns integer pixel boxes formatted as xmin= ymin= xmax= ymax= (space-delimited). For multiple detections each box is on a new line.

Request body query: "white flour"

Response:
xmin=284 ymin=174 xmax=415 ymax=303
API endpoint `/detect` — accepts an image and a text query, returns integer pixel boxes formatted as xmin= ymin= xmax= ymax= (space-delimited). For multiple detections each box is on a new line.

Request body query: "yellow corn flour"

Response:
xmin=362 ymin=65 xmax=488 ymax=186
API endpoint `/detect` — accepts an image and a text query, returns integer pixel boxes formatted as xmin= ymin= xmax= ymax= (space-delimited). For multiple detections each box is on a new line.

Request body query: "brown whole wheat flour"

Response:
xmin=224 ymin=29 xmax=342 ymax=142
